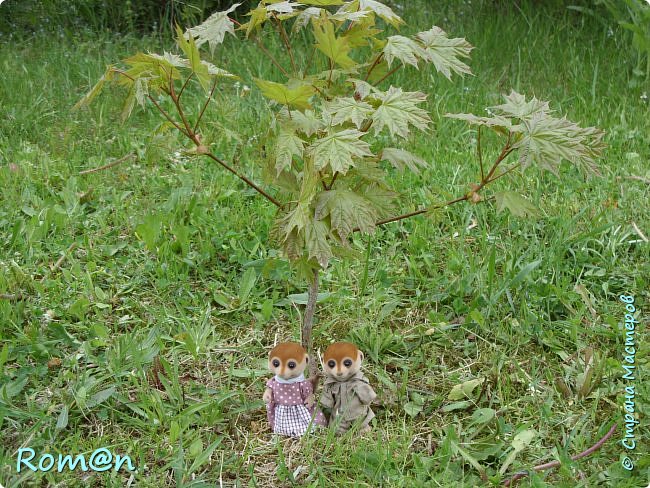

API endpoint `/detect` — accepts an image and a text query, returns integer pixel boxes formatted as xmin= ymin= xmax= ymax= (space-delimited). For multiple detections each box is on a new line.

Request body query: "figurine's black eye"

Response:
xmin=343 ymin=359 xmax=352 ymax=367
xmin=288 ymin=361 xmax=296 ymax=369
xmin=327 ymin=360 xmax=336 ymax=368
xmin=272 ymin=359 xmax=280 ymax=368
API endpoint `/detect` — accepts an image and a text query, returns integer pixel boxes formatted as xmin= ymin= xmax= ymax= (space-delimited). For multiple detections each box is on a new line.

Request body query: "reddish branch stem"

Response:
xmin=110 ymin=69 xmax=281 ymax=208
xmin=360 ymin=135 xmax=516 ymax=232
xmin=503 ymin=423 xmax=618 ymax=486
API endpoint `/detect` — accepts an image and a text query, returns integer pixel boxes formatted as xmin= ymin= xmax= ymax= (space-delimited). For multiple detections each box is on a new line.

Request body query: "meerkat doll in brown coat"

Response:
xmin=320 ymin=342 xmax=376 ymax=434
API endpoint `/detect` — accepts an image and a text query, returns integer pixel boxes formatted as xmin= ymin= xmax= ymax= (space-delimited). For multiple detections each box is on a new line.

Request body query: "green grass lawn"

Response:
xmin=1 ymin=1 xmax=649 ymax=486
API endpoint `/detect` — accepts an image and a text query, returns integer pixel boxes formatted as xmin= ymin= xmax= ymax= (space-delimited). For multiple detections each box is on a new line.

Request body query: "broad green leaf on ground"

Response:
xmin=315 ymin=189 xmax=378 ymax=239
xmin=342 ymin=0 xmax=403 ymax=27
xmin=499 ymin=429 xmax=537 ymax=474
xmin=448 ymin=377 xmax=485 ymax=400
xmin=313 ymin=18 xmax=356 ymax=69
xmin=308 ymin=129 xmax=373 ymax=174
xmin=416 ymin=26 xmax=473 ymax=79
xmin=186 ymin=3 xmax=240 ymax=53
xmin=324 ymin=97 xmax=374 ymax=129
xmin=370 ymin=87 xmax=431 ymax=138
xmin=255 ymin=78 xmax=316 ymax=109
xmin=380 ymin=147 xmax=428 ymax=173
xmin=383 ymin=35 xmax=426 ymax=68
xmin=275 ymin=128 xmax=305 ymax=174
xmin=514 ymin=112 xmax=605 ymax=176
xmin=494 ymin=191 xmax=539 ymax=217
xmin=305 ymin=219 xmax=333 ymax=268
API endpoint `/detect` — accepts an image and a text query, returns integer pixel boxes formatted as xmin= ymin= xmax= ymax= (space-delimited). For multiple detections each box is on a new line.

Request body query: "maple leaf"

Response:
xmin=315 ymin=189 xmax=378 ymax=239
xmin=370 ymin=87 xmax=431 ymax=138
xmin=515 ymin=112 xmax=605 ymax=176
xmin=275 ymin=128 xmax=305 ymax=175
xmin=241 ymin=5 xmax=268 ymax=37
xmin=490 ymin=91 xmax=550 ymax=119
xmin=186 ymin=3 xmax=240 ymax=54
xmin=313 ymin=18 xmax=356 ymax=69
xmin=383 ymin=35 xmax=426 ymax=68
xmin=308 ymin=129 xmax=373 ymax=174
xmin=494 ymin=191 xmax=539 ymax=217
xmin=341 ymin=0 xmax=403 ymax=28
xmin=324 ymin=97 xmax=374 ymax=129
xmin=416 ymin=26 xmax=473 ymax=79
xmin=381 ymin=147 xmax=428 ymax=173
xmin=305 ymin=219 xmax=333 ymax=268
xmin=254 ymin=79 xmax=316 ymax=109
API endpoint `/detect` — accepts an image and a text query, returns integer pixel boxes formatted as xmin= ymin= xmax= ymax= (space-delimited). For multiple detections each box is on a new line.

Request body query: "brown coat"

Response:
xmin=320 ymin=371 xmax=376 ymax=434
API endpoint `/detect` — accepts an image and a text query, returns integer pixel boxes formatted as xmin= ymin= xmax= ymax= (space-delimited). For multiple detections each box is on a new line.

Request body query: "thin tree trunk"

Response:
xmin=302 ymin=268 xmax=320 ymax=387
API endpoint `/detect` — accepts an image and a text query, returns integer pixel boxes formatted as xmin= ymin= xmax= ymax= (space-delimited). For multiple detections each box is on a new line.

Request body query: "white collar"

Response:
xmin=274 ymin=373 xmax=305 ymax=384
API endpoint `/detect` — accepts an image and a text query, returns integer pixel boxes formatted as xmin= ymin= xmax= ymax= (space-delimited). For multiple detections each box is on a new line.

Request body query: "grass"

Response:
xmin=1 ymin=0 xmax=649 ymax=486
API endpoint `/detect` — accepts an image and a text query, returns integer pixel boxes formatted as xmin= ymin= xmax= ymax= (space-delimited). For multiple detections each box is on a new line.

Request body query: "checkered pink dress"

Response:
xmin=265 ymin=377 xmax=327 ymax=437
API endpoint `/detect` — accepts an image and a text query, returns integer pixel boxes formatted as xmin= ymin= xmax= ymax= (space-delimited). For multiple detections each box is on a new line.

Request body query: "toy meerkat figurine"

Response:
xmin=263 ymin=342 xmax=327 ymax=437
xmin=320 ymin=342 xmax=377 ymax=434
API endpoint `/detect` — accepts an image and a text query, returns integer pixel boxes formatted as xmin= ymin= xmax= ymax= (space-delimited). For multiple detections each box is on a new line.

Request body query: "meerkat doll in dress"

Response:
xmin=263 ymin=342 xmax=327 ymax=437
xmin=320 ymin=342 xmax=377 ymax=434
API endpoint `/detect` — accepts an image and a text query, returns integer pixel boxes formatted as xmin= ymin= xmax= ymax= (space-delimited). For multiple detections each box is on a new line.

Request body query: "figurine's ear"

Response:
xmin=305 ymin=355 xmax=309 ymax=363
xmin=358 ymin=351 xmax=364 ymax=362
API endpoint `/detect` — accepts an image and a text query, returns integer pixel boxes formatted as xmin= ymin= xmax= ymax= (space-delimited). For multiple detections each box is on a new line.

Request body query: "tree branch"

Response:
xmin=357 ymin=136 xmax=517 ymax=232
xmin=503 ymin=423 xmax=617 ymax=486
xmin=252 ymin=35 xmax=290 ymax=78
xmin=375 ymin=63 xmax=402 ymax=85
xmin=365 ymin=53 xmax=384 ymax=82
xmin=271 ymin=12 xmax=297 ymax=75
xmin=202 ymin=152 xmax=282 ymax=208
xmin=177 ymin=72 xmax=195 ymax=101
xmin=79 ymin=152 xmax=135 ymax=175
xmin=478 ymin=125 xmax=484 ymax=181
xmin=194 ymin=76 xmax=218 ymax=133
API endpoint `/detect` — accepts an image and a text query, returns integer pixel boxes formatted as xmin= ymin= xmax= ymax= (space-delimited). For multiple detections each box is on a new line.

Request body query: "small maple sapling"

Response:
xmin=75 ymin=0 xmax=605 ymax=382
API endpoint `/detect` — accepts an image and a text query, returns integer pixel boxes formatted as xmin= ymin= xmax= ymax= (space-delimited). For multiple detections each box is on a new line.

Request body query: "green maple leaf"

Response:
xmin=416 ymin=26 xmax=473 ymax=79
xmin=380 ymin=147 xmax=428 ymax=173
xmin=315 ymin=189 xmax=378 ymax=239
xmin=515 ymin=112 xmax=605 ymax=176
xmin=370 ymin=87 xmax=431 ymax=138
xmin=176 ymin=26 xmax=211 ymax=91
xmin=494 ymin=191 xmax=539 ymax=217
xmin=301 ymin=0 xmax=344 ymax=5
xmin=308 ymin=129 xmax=373 ymax=174
xmin=313 ymin=18 xmax=356 ymax=69
xmin=343 ymin=0 xmax=403 ymax=28
xmin=383 ymin=35 xmax=426 ymax=68
xmin=255 ymin=79 xmax=316 ymax=109
xmin=360 ymin=183 xmax=398 ymax=217
xmin=186 ymin=3 xmax=240 ymax=54
xmin=305 ymin=219 xmax=333 ymax=268
xmin=491 ymin=91 xmax=550 ymax=119
xmin=324 ymin=97 xmax=374 ymax=129
xmin=73 ymin=67 xmax=116 ymax=110
xmin=241 ymin=5 xmax=268 ymax=37
xmin=274 ymin=128 xmax=305 ymax=174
